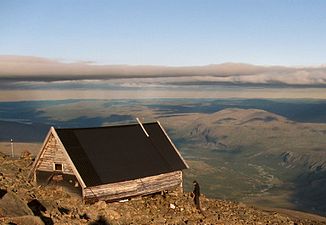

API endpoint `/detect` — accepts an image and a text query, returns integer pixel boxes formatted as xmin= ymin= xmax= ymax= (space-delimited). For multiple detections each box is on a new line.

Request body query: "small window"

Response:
xmin=54 ymin=163 xmax=63 ymax=171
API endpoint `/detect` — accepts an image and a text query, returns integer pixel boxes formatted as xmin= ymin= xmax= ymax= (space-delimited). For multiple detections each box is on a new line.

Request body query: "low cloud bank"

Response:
xmin=0 ymin=55 xmax=326 ymax=87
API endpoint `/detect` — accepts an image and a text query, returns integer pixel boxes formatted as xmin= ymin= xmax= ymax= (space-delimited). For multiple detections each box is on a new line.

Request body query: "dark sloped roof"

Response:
xmin=55 ymin=122 xmax=187 ymax=187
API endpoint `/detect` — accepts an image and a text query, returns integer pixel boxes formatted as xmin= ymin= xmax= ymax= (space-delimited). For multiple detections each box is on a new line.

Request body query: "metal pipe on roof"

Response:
xmin=136 ymin=117 xmax=149 ymax=137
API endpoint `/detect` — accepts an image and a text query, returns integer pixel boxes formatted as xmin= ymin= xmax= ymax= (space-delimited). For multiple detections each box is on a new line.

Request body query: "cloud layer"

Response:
xmin=1 ymin=55 xmax=326 ymax=88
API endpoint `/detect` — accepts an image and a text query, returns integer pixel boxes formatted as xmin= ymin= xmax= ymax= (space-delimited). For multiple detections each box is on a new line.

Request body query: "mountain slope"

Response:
xmin=163 ymin=109 xmax=326 ymax=215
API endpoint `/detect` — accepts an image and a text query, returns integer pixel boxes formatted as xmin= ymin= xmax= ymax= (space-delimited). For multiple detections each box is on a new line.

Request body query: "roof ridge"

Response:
xmin=54 ymin=121 xmax=158 ymax=131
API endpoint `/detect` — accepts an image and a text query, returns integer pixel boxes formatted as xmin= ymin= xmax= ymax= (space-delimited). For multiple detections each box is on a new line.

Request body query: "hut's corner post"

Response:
xmin=172 ymin=170 xmax=184 ymax=194
xmin=82 ymin=188 xmax=86 ymax=204
xmin=179 ymin=171 xmax=184 ymax=193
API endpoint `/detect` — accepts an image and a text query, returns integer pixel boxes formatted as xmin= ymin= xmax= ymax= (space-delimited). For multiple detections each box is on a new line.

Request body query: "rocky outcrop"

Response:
xmin=0 ymin=190 xmax=34 ymax=217
xmin=7 ymin=215 xmax=45 ymax=225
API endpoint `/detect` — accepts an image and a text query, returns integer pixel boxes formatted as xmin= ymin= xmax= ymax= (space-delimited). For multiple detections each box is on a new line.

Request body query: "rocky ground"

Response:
xmin=0 ymin=152 xmax=325 ymax=225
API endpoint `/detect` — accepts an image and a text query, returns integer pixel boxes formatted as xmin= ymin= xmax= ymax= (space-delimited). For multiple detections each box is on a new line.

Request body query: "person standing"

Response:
xmin=193 ymin=180 xmax=201 ymax=210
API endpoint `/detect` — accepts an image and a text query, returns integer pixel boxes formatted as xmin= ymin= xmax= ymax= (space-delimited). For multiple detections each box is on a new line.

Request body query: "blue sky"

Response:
xmin=1 ymin=0 xmax=326 ymax=66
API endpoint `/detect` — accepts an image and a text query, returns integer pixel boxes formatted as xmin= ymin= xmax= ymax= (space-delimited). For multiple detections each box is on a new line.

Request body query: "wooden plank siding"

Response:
xmin=36 ymin=133 xmax=74 ymax=174
xmin=84 ymin=171 xmax=183 ymax=202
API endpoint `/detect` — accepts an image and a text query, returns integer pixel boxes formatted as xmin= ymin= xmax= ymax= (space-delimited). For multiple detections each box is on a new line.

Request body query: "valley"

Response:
xmin=0 ymin=98 xmax=325 ymax=216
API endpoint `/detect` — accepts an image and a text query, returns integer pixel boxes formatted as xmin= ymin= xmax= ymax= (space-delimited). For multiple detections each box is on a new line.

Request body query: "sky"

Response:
xmin=1 ymin=0 xmax=326 ymax=66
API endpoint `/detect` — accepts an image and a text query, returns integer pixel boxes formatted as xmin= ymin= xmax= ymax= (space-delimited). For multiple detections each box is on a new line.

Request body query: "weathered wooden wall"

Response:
xmin=84 ymin=171 xmax=183 ymax=202
xmin=36 ymin=134 xmax=74 ymax=174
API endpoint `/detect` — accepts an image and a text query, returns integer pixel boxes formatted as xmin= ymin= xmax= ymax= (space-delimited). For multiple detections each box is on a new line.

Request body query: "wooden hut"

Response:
xmin=29 ymin=121 xmax=188 ymax=202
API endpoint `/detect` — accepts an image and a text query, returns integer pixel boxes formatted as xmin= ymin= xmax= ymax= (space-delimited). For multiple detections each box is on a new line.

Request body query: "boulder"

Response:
xmin=8 ymin=215 xmax=45 ymax=225
xmin=0 ymin=190 xmax=33 ymax=217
